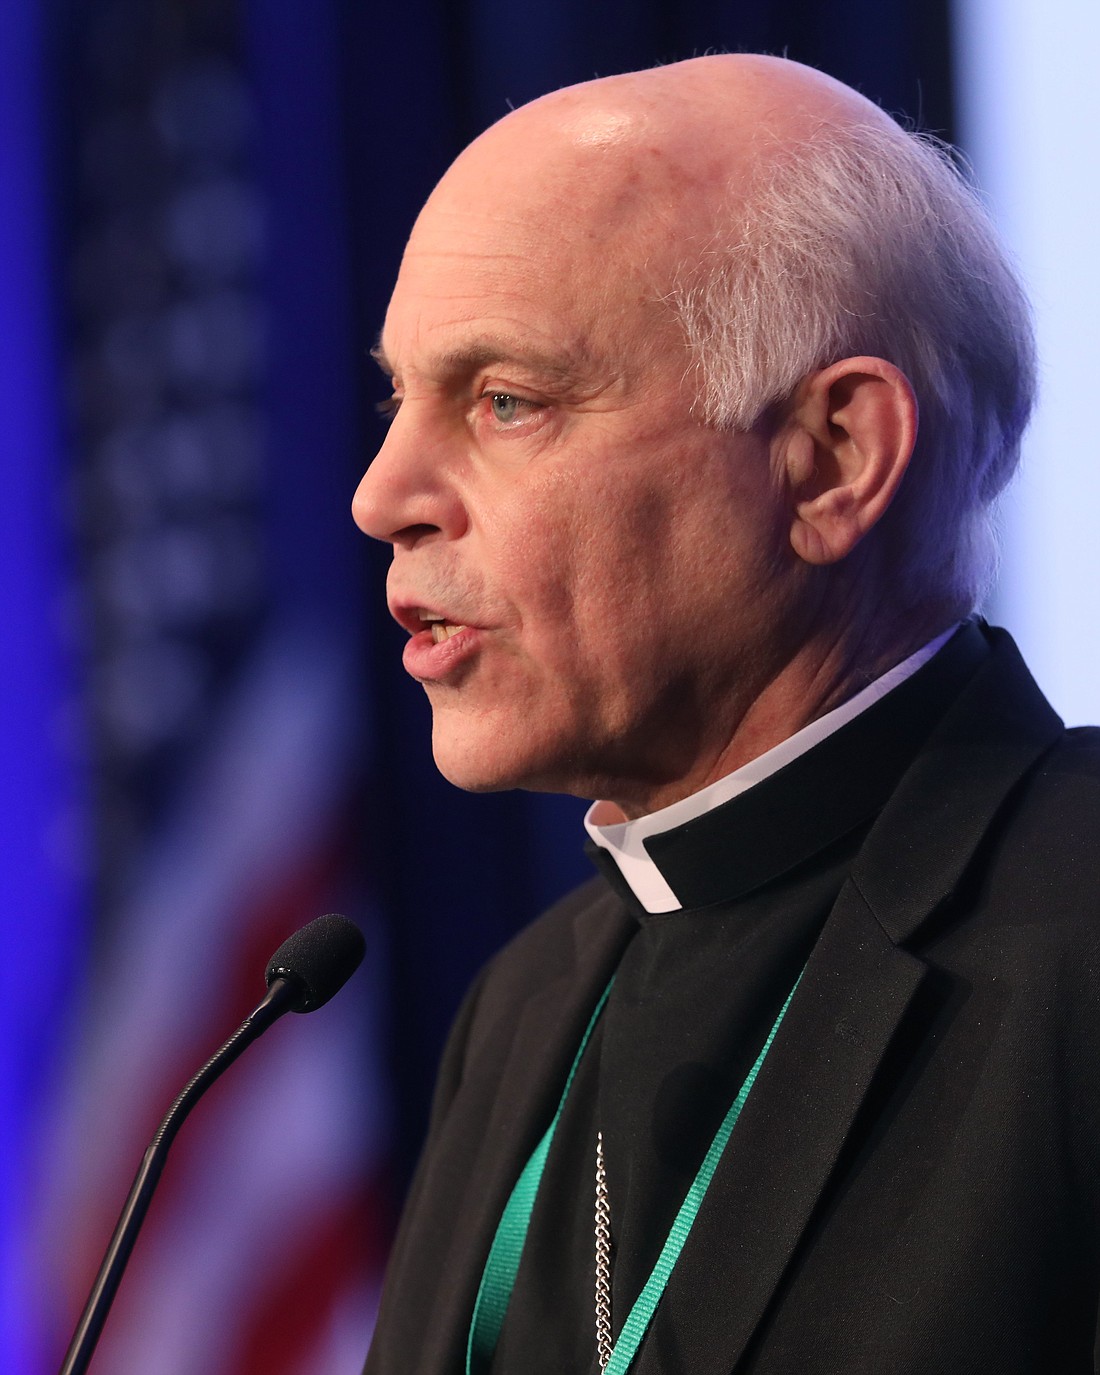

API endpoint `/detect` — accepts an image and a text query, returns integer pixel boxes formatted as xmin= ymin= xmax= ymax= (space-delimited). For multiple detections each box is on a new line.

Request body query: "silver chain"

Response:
xmin=595 ymin=1130 xmax=614 ymax=1369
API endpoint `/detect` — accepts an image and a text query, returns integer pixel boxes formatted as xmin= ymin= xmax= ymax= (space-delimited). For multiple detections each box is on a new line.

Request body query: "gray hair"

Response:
xmin=668 ymin=118 xmax=1036 ymax=614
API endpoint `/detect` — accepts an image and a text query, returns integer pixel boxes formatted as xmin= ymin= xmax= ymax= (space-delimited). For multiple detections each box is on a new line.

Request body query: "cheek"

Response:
xmin=504 ymin=480 xmax=697 ymax=672
xmin=474 ymin=427 xmax=782 ymax=674
xmin=480 ymin=470 xmax=610 ymax=606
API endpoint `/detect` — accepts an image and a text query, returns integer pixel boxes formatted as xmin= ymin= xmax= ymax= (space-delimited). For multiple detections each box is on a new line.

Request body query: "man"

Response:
xmin=354 ymin=54 xmax=1100 ymax=1375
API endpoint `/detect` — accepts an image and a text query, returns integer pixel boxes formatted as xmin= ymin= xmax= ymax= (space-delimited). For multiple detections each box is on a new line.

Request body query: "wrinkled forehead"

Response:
xmin=380 ymin=107 xmax=705 ymax=375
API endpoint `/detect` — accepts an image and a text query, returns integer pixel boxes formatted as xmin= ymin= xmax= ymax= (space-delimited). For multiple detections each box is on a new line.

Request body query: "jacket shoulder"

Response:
xmin=1008 ymin=724 xmax=1100 ymax=852
xmin=1036 ymin=724 xmax=1100 ymax=778
xmin=936 ymin=724 xmax=1100 ymax=964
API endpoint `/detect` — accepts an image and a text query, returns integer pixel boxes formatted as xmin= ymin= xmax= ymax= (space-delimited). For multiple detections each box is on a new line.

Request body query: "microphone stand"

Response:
xmin=58 ymin=977 xmax=299 ymax=1375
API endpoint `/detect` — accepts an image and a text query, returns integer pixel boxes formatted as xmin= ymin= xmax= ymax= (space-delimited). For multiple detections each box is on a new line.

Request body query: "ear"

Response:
xmin=782 ymin=357 xmax=917 ymax=566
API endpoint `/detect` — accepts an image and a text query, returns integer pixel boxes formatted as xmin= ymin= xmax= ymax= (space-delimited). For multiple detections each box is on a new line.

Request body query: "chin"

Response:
xmin=430 ymin=720 xmax=585 ymax=797
xmin=430 ymin=727 xmax=526 ymax=794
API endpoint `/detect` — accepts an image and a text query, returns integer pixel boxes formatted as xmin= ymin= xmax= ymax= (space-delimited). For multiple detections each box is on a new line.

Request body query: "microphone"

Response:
xmin=266 ymin=911 xmax=367 ymax=1011
xmin=59 ymin=913 xmax=366 ymax=1375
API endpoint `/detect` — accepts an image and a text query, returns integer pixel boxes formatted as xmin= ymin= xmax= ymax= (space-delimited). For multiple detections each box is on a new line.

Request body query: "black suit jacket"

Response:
xmin=365 ymin=627 xmax=1100 ymax=1373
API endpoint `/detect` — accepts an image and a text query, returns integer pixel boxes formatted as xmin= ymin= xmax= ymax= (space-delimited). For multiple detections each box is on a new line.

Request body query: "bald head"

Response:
xmin=421 ymin=55 xmax=906 ymax=301
xmin=447 ymin=53 xmax=903 ymax=194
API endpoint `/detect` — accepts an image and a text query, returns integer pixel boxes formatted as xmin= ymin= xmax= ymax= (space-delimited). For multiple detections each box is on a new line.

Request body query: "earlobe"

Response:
xmin=785 ymin=357 xmax=917 ymax=567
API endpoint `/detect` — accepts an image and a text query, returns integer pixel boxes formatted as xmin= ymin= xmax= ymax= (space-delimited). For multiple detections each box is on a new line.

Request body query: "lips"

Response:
xmin=393 ymin=603 xmax=482 ymax=681
xmin=390 ymin=600 xmax=464 ymax=635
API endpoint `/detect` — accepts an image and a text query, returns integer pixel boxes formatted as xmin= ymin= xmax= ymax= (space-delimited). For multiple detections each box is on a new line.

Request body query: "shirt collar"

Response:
xmin=585 ymin=625 xmax=961 ymax=914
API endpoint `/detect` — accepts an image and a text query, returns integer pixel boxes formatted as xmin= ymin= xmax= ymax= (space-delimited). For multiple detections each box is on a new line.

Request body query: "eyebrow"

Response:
xmin=370 ymin=333 xmax=596 ymax=391
xmin=370 ymin=336 xmax=394 ymax=375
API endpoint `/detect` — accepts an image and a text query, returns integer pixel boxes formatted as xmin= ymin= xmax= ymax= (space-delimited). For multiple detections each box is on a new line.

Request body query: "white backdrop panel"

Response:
xmin=954 ymin=0 xmax=1100 ymax=725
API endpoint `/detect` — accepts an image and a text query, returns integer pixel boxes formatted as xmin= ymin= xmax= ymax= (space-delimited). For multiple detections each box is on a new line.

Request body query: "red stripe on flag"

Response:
xmin=227 ymin=1170 xmax=395 ymax=1373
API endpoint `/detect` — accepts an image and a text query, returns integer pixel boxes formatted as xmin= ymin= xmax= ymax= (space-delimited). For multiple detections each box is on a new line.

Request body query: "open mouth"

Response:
xmin=419 ymin=612 xmax=468 ymax=644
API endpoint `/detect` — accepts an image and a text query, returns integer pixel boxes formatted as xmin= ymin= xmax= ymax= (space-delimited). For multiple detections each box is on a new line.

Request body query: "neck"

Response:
xmin=602 ymin=603 xmax=957 ymax=822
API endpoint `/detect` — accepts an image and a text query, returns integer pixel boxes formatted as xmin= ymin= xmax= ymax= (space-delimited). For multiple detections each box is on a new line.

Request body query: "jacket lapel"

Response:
xmin=637 ymin=882 xmax=927 ymax=1375
xmin=394 ymin=884 xmax=634 ymax=1375
xmin=636 ymin=627 xmax=1064 ymax=1375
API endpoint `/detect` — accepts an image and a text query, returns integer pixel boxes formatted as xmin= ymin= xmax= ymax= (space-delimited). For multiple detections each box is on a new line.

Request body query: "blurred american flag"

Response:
xmin=32 ymin=622 xmax=391 ymax=1374
xmin=23 ymin=1 xmax=390 ymax=1367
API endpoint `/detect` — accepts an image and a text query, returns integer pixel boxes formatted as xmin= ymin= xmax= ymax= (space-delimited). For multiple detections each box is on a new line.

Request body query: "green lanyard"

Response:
xmin=466 ymin=971 xmax=802 ymax=1374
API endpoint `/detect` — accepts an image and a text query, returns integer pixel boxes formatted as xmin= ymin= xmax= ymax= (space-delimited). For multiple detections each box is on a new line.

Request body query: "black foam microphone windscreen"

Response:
xmin=266 ymin=911 xmax=366 ymax=1011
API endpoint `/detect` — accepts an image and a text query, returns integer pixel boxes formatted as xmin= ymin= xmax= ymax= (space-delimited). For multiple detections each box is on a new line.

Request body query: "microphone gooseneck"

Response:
xmin=58 ymin=913 xmax=365 ymax=1375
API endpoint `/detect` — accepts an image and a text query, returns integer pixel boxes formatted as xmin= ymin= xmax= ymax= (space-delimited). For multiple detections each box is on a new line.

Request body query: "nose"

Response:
xmin=352 ymin=404 xmax=467 ymax=548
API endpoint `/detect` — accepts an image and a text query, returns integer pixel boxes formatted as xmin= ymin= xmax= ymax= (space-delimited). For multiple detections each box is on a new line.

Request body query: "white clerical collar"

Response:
xmin=584 ymin=626 xmax=959 ymax=914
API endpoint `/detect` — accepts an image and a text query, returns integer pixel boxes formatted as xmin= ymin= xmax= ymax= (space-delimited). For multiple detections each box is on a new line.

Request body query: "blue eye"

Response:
xmin=489 ymin=393 xmax=522 ymax=423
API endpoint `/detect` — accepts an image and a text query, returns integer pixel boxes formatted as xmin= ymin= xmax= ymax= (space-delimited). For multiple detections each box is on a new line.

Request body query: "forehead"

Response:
xmin=380 ymin=126 xmax=689 ymax=380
